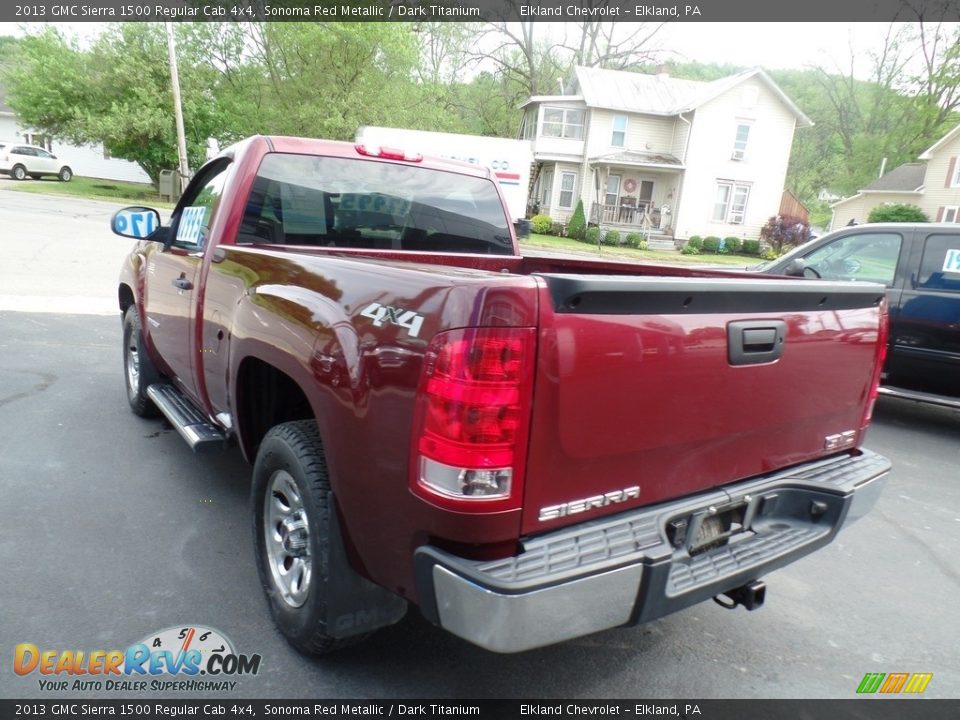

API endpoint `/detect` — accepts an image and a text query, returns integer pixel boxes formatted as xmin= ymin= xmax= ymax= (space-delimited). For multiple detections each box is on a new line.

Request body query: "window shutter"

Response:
xmin=947 ymin=157 xmax=957 ymax=188
xmin=936 ymin=207 xmax=944 ymax=222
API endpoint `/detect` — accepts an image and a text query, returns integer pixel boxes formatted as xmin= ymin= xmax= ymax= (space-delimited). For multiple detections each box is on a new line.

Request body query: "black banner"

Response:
xmin=2 ymin=0 xmax=959 ymax=23
xmin=2 ymin=700 xmax=960 ymax=720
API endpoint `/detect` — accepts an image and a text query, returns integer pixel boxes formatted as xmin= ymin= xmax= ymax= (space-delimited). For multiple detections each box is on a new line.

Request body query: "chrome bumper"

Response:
xmin=415 ymin=449 xmax=890 ymax=653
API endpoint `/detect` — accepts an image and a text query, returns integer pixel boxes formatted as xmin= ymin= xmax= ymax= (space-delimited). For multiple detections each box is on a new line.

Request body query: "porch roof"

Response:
xmin=588 ymin=149 xmax=684 ymax=170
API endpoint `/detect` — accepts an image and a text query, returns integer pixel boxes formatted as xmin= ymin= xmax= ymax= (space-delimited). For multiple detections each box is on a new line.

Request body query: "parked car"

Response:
xmin=758 ymin=222 xmax=960 ymax=408
xmin=0 ymin=142 xmax=73 ymax=181
xmin=109 ymin=135 xmax=889 ymax=654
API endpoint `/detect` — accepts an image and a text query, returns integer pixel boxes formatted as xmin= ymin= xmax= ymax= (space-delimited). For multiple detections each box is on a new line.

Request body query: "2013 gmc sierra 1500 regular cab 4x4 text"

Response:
xmin=111 ymin=135 xmax=891 ymax=654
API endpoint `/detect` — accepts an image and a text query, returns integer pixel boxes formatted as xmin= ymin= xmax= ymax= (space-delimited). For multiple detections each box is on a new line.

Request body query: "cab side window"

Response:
xmin=917 ymin=234 xmax=960 ymax=293
xmin=171 ymin=164 xmax=229 ymax=250
xmin=804 ymin=232 xmax=902 ymax=286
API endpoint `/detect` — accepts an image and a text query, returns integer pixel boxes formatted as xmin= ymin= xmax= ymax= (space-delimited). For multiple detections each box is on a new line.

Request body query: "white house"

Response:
xmin=519 ymin=66 xmax=812 ymax=245
xmin=829 ymin=122 xmax=960 ymax=228
xmin=0 ymin=85 xmax=151 ymax=184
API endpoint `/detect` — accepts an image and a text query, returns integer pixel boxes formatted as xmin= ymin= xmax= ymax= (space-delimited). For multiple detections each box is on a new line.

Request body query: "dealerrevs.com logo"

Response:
xmin=14 ymin=625 xmax=262 ymax=693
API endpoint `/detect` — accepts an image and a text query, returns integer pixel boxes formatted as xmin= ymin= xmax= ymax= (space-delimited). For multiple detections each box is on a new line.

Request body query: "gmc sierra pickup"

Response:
xmin=112 ymin=135 xmax=891 ymax=654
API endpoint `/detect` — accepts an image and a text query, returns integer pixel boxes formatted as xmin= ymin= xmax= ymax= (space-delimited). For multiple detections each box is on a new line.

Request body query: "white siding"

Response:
xmin=0 ymin=116 xmax=150 ymax=184
xmin=674 ymin=78 xmax=798 ymax=241
xmin=920 ymin=132 xmax=960 ymax=221
xmin=830 ymin=192 xmax=923 ymax=230
xmin=586 ymin=109 xmax=675 ymax=158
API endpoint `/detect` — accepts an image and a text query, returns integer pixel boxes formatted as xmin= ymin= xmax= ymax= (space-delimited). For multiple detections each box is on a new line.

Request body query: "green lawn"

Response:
xmin=521 ymin=233 xmax=762 ymax=267
xmin=6 ymin=175 xmax=174 ymax=207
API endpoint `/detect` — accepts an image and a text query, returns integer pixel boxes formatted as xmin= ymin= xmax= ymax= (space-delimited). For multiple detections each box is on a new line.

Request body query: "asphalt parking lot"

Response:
xmin=1 ymin=185 xmax=958 ymax=700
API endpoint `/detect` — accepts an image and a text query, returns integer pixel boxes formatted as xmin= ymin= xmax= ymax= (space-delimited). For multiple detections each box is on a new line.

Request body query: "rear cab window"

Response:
xmin=235 ymin=153 xmax=514 ymax=255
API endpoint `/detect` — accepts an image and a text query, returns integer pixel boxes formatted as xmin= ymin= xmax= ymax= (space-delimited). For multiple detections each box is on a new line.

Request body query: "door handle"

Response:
xmin=728 ymin=320 xmax=786 ymax=366
xmin=172 ymin=276 xmax=193 ymax=290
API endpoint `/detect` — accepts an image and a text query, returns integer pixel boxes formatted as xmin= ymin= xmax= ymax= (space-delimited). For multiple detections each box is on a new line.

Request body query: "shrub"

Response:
xmin=760 ymin=214 xmax=811 ymax=253
xmin=625 ymin=232 xmax=643 ymax=248
xmin=681 ymin=244 xmax=701 ymax=255
xmin=531 ymin=214 xmax=553 ymax=235
xmin=603 ymin=229 xmax=621 ymax=246
xmin=584 ymin=227 xmax=602 ymax=245
xmin=741 ymin=239 xmax=761 ymax=255
xmin=551 ymin=221 xmax=566 ymax=236
xmin=637 ymin=240 xmax=649 ymax=251
xmin=867 ymin=204 xmax=929 ymax=223
xmin=687 ymin=235 xmax=703 ymax=250
xmin=702 ymin=236 xmax=721 ymax=253
xmin=723 ymin=236 xmax=742 ymax=254
xmin=760 ymin=248 xmax=780 ymax=261
xmin=567 ymin=199 xmax=587 ymax=240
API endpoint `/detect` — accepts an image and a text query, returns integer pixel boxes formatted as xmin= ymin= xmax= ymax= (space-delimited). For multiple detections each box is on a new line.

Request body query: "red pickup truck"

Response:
xmin=113 ymin=135 xmax=891 ymax=654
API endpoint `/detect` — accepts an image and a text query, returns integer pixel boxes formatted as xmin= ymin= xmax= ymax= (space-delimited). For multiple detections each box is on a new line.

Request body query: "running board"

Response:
xmin=878 ymin=385 xmax=960 ymax=410
xmin=146 ymin=384 xmax=229 ymax=453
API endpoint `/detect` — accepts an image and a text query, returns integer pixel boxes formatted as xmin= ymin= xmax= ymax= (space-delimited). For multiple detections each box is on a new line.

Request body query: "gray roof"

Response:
xmin=570 ymin=66 xmax=812 ymax=126
xmin=589 ymin=149 xmax=683 ymax=167
xmin=862 ymin=163 xmax=926 ymax=192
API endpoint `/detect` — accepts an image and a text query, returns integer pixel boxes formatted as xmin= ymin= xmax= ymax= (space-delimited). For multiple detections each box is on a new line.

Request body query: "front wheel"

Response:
xmin=122 ymin=305 xmax=161 ymax=417
xmin=252 ymin=421 xmax=371 ymax=655
xmin=58 ymin=166 xmax=73 ymax=182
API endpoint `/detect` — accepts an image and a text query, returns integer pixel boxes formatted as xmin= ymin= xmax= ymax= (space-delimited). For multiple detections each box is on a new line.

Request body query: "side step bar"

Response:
xmin=878 ymin=385 xmax=960 ymax=411
xmin=146 ymin=383 xmax=229 ymax=453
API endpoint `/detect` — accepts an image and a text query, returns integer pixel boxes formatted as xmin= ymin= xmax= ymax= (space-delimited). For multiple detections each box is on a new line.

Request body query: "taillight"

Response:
xmin=355 ymin=143 xmax=423 ymax=162
xmin=860 ymin=298 xmax=890 ymax=432
xmin=410 ymin=327 xmax=536 ymax=512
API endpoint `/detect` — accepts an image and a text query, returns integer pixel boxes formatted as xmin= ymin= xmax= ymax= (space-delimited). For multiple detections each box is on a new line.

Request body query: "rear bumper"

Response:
xmin=414 ymin=449 xmax=890 ymax=653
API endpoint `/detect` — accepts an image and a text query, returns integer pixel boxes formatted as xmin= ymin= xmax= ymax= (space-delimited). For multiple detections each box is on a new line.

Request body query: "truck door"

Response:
xmin=143 ymin=161 xmax=230 ymax=403
xmin=887 ymin=229 xmax=960 ymax=394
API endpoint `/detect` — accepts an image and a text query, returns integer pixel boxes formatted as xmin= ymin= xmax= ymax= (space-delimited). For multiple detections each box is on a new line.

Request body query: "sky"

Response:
xmin=0 ymin=21 xmax=946 ymax=80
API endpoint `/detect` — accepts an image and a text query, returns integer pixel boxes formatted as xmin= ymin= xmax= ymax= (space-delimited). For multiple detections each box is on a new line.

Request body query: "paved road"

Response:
xmin=1 ymin=186 xmax=958 ymax=701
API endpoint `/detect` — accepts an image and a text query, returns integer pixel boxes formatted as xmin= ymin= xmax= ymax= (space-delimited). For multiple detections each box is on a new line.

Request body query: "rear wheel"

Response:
xmin=12 ymin=165 xmax=26 ymax=181
xmin=122 ymin=305 xmax=161 ymax=417
xmin=252 ymin=420 xmax=369 ymax=655
xmin=58 ymin=166 xmax=73 ymax=182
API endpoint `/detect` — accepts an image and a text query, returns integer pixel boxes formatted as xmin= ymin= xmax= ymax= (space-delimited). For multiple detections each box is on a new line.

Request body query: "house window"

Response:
xmin=559 ymin=172 xmax=577 ymax=208
xmin=713 ymin=181 xmax=751 ymax=224
xmin=605 ymin=174 xmax=621 ymax=206
xmin=539 ymin=170 xmax=554 ymax=207
xmin=611 ymin=115 xmax=627 ymax=147
xmin=732 ymin=123 xmax=751 ymax=161
xmin=943 ymin=206 xmax=959 ymax=223
xmin=950 ymin=161 xmax=960 ymax=188
xmin=542 ymin=108 xmax=585 ymax=140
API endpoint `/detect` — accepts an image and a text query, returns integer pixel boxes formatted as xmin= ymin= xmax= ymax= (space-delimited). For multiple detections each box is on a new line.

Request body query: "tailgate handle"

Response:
xmin=728 ymin=320 xmax=786 ymax=366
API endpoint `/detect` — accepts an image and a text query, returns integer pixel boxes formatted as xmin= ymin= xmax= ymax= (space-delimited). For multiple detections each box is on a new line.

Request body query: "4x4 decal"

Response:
xmin=361 ymin=303 xmax=425 ymax=338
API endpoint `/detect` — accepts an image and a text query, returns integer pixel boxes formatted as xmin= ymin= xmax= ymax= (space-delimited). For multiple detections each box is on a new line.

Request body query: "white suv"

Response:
xmin=0 ymin=142 xmax=73 ymax=182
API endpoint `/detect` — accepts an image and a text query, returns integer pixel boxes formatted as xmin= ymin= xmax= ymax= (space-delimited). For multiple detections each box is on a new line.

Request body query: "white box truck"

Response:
xmin=356 ymin=126 xmax=533 ymax=223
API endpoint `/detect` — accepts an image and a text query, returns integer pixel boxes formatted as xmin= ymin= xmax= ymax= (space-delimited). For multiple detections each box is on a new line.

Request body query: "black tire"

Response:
xmin=122 ymin=305 xmax=161 ymax=417
xmin=252 ymin=420 xmax=368 ymax=655
xmin=12 ymin=165 xmax=26 ymax=181
xmin=58 ymin=166 xmax=73 ymax=182
xmin=29 ymin=174 xmax=41 ymax=180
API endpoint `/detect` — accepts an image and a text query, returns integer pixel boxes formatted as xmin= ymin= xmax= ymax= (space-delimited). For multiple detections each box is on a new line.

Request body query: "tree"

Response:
xmin=867 ymin=204 xmax=929 ymax=223
xmin=760 ymin=215 xmax=811 ymax=254
xmin=567 ymin=199 xmax=587 ymax=240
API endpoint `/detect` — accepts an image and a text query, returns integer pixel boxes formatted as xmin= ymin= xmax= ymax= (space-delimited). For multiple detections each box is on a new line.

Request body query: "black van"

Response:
xmin=759 ymin=222 xmax=960 ymax=408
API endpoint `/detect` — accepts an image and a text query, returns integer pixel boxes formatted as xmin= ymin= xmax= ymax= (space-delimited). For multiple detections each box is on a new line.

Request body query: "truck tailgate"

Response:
xmin=522 ymin=274 xmax=886 ymax=535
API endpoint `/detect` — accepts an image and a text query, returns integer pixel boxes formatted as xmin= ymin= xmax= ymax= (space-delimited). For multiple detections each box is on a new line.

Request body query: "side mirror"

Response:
xmin=785 ymin=258 xmax=806 ymax=277
xmin=111 ymin=207 xmax=161 ymax=240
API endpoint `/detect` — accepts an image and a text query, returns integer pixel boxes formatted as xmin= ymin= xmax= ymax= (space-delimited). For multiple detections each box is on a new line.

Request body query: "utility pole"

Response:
xmin=165 ymin=22 xmax=190 ymax=195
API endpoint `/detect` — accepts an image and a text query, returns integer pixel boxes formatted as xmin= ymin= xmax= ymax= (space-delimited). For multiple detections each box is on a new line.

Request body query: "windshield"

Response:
xmin=236 ymin=152 xmax=514 ymax=255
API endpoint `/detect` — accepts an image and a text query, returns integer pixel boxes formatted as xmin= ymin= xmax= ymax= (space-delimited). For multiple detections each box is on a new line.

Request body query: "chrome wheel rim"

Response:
xmin=264 ymin=470 xmax=312 ymax=608
xmin=125 ymin=336 xmax=140 ymax=400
